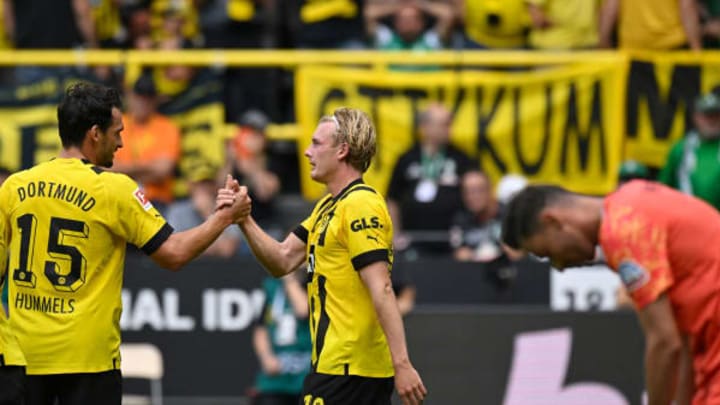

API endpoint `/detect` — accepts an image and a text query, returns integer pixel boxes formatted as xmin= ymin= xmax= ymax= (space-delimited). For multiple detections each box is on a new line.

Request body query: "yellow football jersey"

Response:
xmin=0 ymin=274 xmax=24 ymax=367
xmin=294 ymin=179 xmax=394 ymax=377
xmin=0 ymin=158 xmax=171 ymax=374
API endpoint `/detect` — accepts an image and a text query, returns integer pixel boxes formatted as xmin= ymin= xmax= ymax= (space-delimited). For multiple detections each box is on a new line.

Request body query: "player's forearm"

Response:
xmin=598 ymin=0 xmax=619 ymax=48
xmin=675 ymin=336 xmax=693 ymax=405
xmin=371 ymin=280 xmax=411 ymax=368
xmin=154 ymin=212 xmax=231 ymax=270
xmin=72 ymin=0 xmax=98 ymax=48
xmin=645 ymin=336 xmax=682 ymax=405
xmin=680 ymin=0 xmax=702 ymax=50
xmin=239 ymin=216 xmax=298 ymax=277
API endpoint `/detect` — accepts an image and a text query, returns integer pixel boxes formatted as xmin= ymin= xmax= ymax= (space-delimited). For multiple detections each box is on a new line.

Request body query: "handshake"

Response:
xmin=215 ymin=174 xmax=253 ymax=224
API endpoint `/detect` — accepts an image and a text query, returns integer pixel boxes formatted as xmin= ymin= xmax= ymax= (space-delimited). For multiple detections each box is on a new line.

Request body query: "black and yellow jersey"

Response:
xmin=0 ymin=273 xmax=24 ymax=367
xmin=293 ymin=179 xmax=394 ymax=377
xmin=0 ymin=158 xmax=171 ymax=374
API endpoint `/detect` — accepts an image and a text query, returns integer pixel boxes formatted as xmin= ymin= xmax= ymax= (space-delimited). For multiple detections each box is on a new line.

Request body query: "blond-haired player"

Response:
xmin=224 ymin=107 xmax=427 ymax=405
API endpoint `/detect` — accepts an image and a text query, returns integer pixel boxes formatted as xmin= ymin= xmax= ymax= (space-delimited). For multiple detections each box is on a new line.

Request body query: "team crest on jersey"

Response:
xmin=617 ymin=260 xmax=649 ymax=292
xmin=133 ymin=187 xmax=153 ymax=211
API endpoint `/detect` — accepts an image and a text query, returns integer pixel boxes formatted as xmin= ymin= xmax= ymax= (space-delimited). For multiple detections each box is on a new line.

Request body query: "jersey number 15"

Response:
xmin=13 ymin=213 xmax=88 ymax=292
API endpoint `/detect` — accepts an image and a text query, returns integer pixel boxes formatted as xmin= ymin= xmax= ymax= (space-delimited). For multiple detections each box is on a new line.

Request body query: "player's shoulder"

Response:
xmin=341 ymin=182 xmax=383 ymax=204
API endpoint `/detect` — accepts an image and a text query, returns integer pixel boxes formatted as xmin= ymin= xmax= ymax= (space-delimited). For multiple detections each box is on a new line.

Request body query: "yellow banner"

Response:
xmin=624 ymin=52 xmax=720 ymax=167
xmin=296 ymin=62 xmax=626 ymax=200
xmin=0 ymin=76 xmax=226 ymax=200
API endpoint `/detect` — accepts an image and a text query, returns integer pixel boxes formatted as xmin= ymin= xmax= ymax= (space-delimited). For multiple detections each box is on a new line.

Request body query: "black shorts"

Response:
xmin=0 ymin=365 xmax=25 ymax=405
xmin=301 ymin=372 xmax=394 ymax=405
xmin=25 ymin=370 xmax=121 ymax=405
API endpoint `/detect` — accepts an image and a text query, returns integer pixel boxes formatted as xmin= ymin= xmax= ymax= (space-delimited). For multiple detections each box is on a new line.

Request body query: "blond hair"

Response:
xmin=320 ymin=107 xmax=376 ymax=173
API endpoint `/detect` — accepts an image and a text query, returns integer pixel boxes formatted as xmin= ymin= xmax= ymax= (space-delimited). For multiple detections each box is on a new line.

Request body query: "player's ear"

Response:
xmin=336 ymin=142 xmax=349 ymax=160
xmin=538 ymin=207 xmax=563 ymax=231
xmin=88 ymin=124 xmax=100 ymax=141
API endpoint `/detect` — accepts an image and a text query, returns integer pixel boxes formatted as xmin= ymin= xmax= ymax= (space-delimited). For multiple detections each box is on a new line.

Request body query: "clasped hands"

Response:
xmin=215 ymin=174 xmax=252 ymax=224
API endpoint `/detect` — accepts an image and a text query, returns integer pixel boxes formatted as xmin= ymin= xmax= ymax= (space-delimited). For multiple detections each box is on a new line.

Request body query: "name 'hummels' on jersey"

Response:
xmin=14 ymin=292 xmax=75 ymax=314
xmin=15 ymin=181 xmax=96 ymax=212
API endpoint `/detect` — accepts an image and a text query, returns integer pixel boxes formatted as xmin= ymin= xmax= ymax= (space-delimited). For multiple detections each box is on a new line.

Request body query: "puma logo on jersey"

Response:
xmin=366 ymin=235 xmax=379 ymax=243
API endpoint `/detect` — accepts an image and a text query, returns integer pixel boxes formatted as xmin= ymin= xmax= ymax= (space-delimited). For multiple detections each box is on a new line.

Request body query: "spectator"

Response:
xmin=658 ymin=90 xmax=720 ymax=211
xmin=252 ymin=270 xmax=311 ymax=405
xmin=120 ymin=3 xmax=153 ymax=50
xmin=701 ymin=0 xmax=720 ymax=48
xmin=153 ymin=8 xmax=197 ymax=100
xmin=450 ymin=171 xmax=518 ymax=289
xmin=4 ymin=0 xmax=98 ymax=84
xmin=91 ymin=0 xmax=125 ymax=49
xmin=292 ymin=0 xmax=366 ymax=49
xmin=387 ymin=103 xmax=475 ymax=256
xmin=166 ymin=165 xmax=242 ymax=259
xmin=526 ymin=0 xmax=603 ymax=50
xmin=199 ymin=0 xmax=277 ymax=121
xmin=450 ymin=171 xmax=503 ymax=263
xmin=150 ymin=0 xmax=200 ymax=45
xmin=365 ymin=0 xmax=454 ymax=53
xmin=221 ymin=109 xmax=282 ymax=235
xmin=113 ymin=74 xmax=182 ymax=214
xmin=599 ymin=0 xmax=702 ymax=50
xmin=455 ymin=0 xmax=528 ymax=50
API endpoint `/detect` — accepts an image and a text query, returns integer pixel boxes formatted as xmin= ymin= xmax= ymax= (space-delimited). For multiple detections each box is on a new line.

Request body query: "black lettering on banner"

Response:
xmin=560 ymin=80 xmax=606 ymax=173
xmin=21 ymin=124 xmax=58 ymax=170
xmin=317 ymin=88 xmax=347 ymax=122
xmin=358 ymin=86 xmax=394 ymax=170
xmin=626 ymin=60 xmax=700 ymax=140
xmin=401 ymin=88 xmax=431 ymax=141
xmin=512 ymin=86 xmax=552 ymax=175
xmin=476 ymin=86 xmax=507 ymax=173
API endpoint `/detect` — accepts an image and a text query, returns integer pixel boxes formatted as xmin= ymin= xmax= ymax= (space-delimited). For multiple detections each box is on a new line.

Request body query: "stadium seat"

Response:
xmin=120 ymin=343 xmax=164 ymax=405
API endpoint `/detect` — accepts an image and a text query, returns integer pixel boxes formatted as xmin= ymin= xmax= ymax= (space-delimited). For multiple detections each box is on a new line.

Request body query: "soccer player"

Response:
xmin=501 ymin=181 xmax=720 ymax=405
xmin=224 ymin=107 xmax=427 ymax=405
xmin=0 ymin=81 xmax=250 ymax=405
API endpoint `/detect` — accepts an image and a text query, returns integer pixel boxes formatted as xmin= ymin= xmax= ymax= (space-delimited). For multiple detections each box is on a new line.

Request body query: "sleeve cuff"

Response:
xmin=351 ymin=249 xmax=389 ymax=271
xmin=141 ymin=223 xmax=174 ymax=255
xmin=293 ymin=225 xmax=309 ymax=244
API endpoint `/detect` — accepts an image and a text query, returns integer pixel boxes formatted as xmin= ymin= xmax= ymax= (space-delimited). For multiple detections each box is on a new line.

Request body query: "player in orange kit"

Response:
xmin=502 ymin=180 xmax=720 ymax=405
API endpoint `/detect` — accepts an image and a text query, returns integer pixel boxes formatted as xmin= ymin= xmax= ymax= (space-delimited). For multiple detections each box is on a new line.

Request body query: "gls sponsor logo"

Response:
xmin=350 ymin=216 xmax=383 ymax=232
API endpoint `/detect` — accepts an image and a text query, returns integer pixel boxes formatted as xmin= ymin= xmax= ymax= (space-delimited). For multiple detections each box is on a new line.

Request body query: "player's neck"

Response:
xmin=326 ymin=166 xmax=362 ymax=197
xmin=59 ymin=146 xmax=92 ymax=163
xmin=576 ymin=196 xmax=604 ymax=242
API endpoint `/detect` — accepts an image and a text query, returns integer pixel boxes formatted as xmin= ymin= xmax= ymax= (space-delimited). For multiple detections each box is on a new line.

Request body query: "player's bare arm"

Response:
xmin=637 ymin=294 xmax=683 ymax=405
xmin=238 ymin=216 xmax=306 ymax=278
xmin=359 ymin=261 xmax=427 ymax=405
xmin=216 ymin=177 xmax=306 ymax=277
xmin=150 ymin=176 xmax=251 ymax=270
xmin=675 ymin=335 xmax=693 ymax=405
